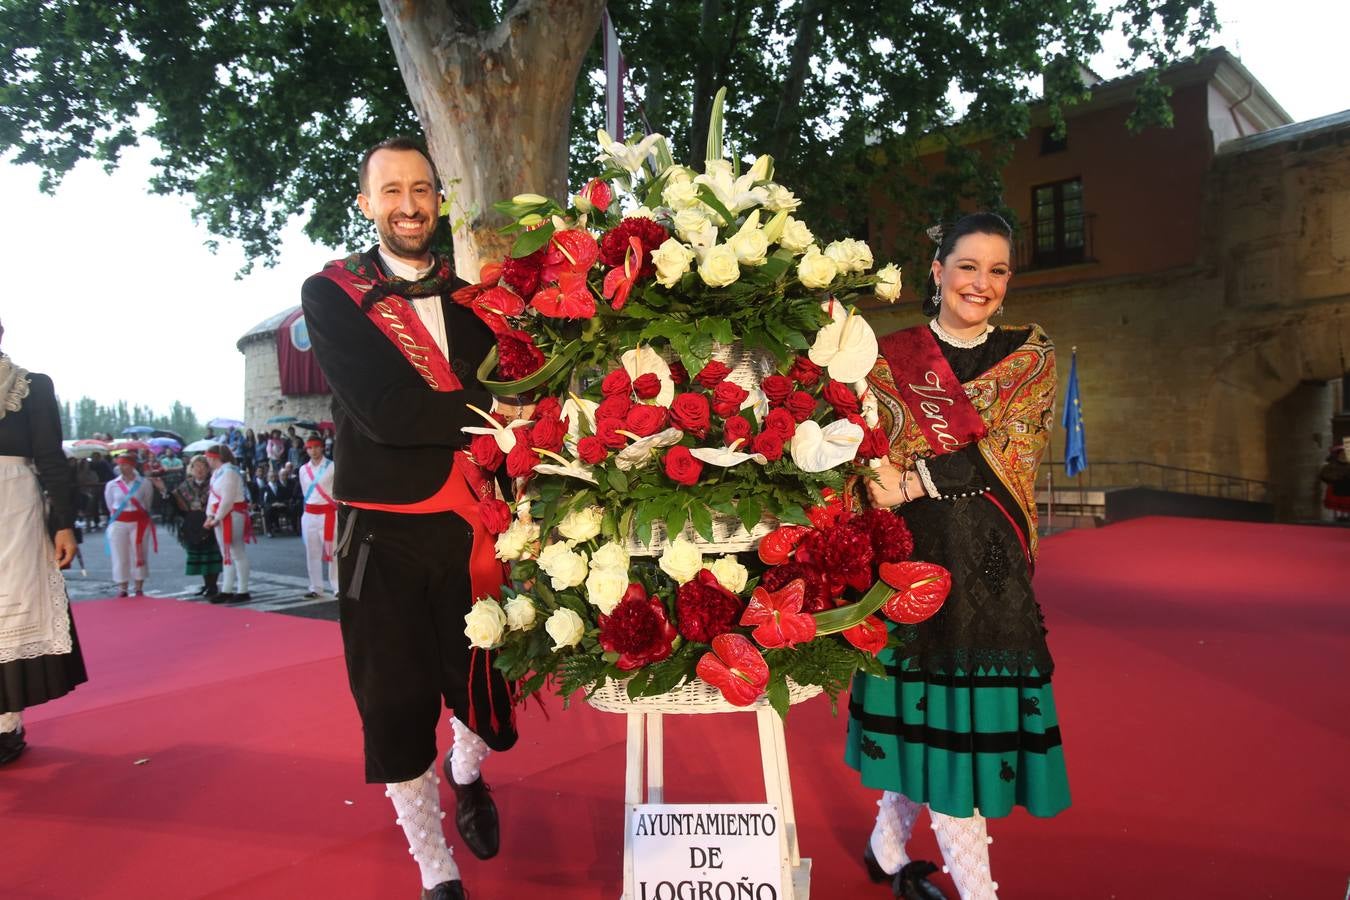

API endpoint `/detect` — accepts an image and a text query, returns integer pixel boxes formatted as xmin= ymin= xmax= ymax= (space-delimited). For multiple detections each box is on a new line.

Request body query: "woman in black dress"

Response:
xmin=0 ymin=318 xmax=86 ymax=765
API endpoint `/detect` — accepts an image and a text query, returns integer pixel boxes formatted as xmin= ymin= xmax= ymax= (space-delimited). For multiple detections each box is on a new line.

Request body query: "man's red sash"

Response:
xmin=113 ymin=482 xmax=157 ymax=566
xmin=210 ymin=494 xmax=254 ymax=564
xmin=878 ymin=325 xmax=987 ymax=455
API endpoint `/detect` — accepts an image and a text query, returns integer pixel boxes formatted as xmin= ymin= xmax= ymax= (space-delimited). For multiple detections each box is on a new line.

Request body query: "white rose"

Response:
xmin=585 ymin=566 xmax=629 ymax=615
xmin=544 ymin=608 xmax=586 ymax=651
xmin=658 ymin=535 xmax=704 ymax=585
xmin=875 ymin=263 xmax=903 ymax=302
xmin=590 ymin=541 xmax=631 ymax=574
xmin=728 ymin=213 xmax=769 ymax=267
xmin=698 ymin=243 xmax=741 ymax=288
xmin=495 ymin=517 xmax=540 ymax=561
xmin=664 ymin=165 xmax=694 ymax=186
xmin=463 ymin=598 xmax=507 ymax=649
xmin=778 ymin=217 xmax=815 ymax=254
xmin=762 ymin=183 xmax=801 ymax=212
xmin=651 ymin=237 xmax=696 ymax=288
xmin=703 ymin=159 xmax=733 ymax=180
xmin=825 ymin=239 xmax=873 ymax=274
xmin=663 ymin=181 xmax=701 ymax=211
xmin=797 ymin=248 xmax=839 ymax=290
xmin=558 ymin=506 xmax=604 ymax=542
xmin=537 ymin=541 xmax=589 ymax=590
xmin=503 ymin=594 xmax=538 ymax=631
xmin=673 ymin=208 xmax=712 ymax=242
xmin=709 ymin=555 xmax=749 ymax=594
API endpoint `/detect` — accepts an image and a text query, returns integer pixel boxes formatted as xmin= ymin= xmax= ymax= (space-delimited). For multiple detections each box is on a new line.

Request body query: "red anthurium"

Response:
xmin=578 ymin=177 xmax=613 ymax=212
xmin=740 ymin=579 xmax=818 ymax=649
xmin=877 ymin=561 xmax=952 ymax=624
xmin=756 ymin=525 xmax=811 ymax=565
xmin=696 ymin=633 xmax=770 ymax=707
xmin=530 ymin=269 xmax=596 ymax=319
xmin=805 ymin=488 xmax=844 ymax=530
xmin=841 ymin=614 xmax=889 ymax=656
xmin=602 ymin=234 xmax=644 ymax=311
xmin=479 ymin=284 xmax=526 ymax=317
xmin=549 ymin=228 xmax=600 ymax=273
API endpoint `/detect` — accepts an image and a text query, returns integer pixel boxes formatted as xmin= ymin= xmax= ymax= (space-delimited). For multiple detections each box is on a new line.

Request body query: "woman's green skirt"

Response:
xmin=845 ymin=655 xmax=1070 ymax=818
xmin=184 ymin=542 xmax=223 ymax=577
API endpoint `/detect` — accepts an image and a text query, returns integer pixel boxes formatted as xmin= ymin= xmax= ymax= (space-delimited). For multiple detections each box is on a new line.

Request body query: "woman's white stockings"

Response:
xmin=385 ymin=766 xmax=458 ymax=890
xmin=871 ymin=792 xmax=999 ymax=899
xmin=870 ymin=790 xmax=922 ymax=874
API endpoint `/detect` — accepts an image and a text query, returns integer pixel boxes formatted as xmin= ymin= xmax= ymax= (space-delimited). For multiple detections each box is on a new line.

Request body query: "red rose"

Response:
xmin=599 ymin=587 xmax=678 ymax=670
xmin=478 ymin=498 xmax=512 ymax=535
xmin=668 ymin=393 xmax=711 ymax=438
xmin=625 ymin=403 xmax=669 ymax=437
xmin=856 ymin=422 xmax=890 ymax=460
xmin=596 ymin=417 xmax=630 ymax=450
xmin=762 ymin=408 xmax=797 ymax=443
xmin=785 ymin=390 xmax=817 ymax=423
xmin=577 ymin=435 xmax=609 ymax=464
xmin=823 ymin=380 xmax=861 ymax=416
xmin=469 ymin=433 xmax=504 ymax=471
xmin=534 ymin=397 xmax=563 ymax=421
xmin=601 ymin=368 xmax=632 ymax=397
xmin=669 ymin=361 xmax=689 ymax=385
xmin=788 ymin=356 xmax=823 ymax=387
xmin=711 ymin=381 xmax=749 ymax=417
xmin=696 ymin=360 xmax=732 ymax=388
xmin=633 ymin=373 xmax=661 ymax=400
xmin=761 ymin=374 xmax=794 ymax=404
xmin=505 ymin=441 xmax=541 ymax=479
xmin=723 ymin=415 xmax=753 ymax=447
xmin=675 ymin=569 xmax=745 ymax=643
xmin=596 ymin=394 xmax=632 ymax=421
xmin=751 ymin=430 xmax=784 ymax=462
xmin=531 ymin=416 xmax=566 ymax=453
xmin=663 ymin=445 xmax=704 ymax=486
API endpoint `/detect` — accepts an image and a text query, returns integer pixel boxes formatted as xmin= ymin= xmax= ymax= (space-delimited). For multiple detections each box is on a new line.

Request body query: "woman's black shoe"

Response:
xmin=894 ymin=860 xmax=948 ymax=900
xmin=0 ymin=727 xmax=27 ymax=765
xmin=863 ymin=841 xmax=892 ymax=883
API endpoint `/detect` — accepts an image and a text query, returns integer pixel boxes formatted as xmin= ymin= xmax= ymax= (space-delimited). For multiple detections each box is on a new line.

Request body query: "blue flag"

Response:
xmin=1062 ymin=350 xmax=1088 ymax=477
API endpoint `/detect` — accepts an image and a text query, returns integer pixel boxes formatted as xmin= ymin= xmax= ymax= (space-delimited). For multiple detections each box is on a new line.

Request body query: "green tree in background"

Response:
xmin=1 ymin=0 xmax=1215 ymax=278
xmin=59 ymin=396 xmax=203 ymax=441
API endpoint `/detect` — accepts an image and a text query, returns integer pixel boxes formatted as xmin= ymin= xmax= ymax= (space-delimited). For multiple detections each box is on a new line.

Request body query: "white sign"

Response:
xmin=631 ymin=803 xmax=784 ymax=900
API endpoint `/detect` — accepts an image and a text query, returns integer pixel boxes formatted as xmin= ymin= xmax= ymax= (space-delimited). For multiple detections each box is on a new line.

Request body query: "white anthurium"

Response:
xmin=620 ymin=346 xmax=676 ymax=406
xmin=790 ymin=419 xmax=865 ymax=473
xmin=532 ymin=448 xmax=599 ymax=485
xmin=689 ymin=439 xmax=767 ymax=467
xmin=463 ymin=403 xmax=532 ymax=453
xmin=596 ymin=129 xmax=666 ymax=176
xmin=615 ymin=428 xmax=684 ymax=471
xmin=694 ymin=159 xmax=769 ymax=219
xmin=808 ymin=301 xmax=880 ymax=384
xmin=562 ymin=394 xmax=599 ymax=450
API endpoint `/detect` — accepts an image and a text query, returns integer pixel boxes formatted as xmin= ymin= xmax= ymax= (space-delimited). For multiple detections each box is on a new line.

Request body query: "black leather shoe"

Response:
xmin=894 ymin=860 xmax=948 ymax=900
xmin=420 ymin=879 xmax=466 ymax=899
xmin=211 ymin=592 xmax=233 ymax=604
xmin=863 ymin=840 xmax=891 ymax=883
xmin=227 ymin=592 xmax=252 ymax=603
xmin=447 ymin=772 xmax=499 ymax=860
xmin=0 ymin=727 xmax=27 ymax=765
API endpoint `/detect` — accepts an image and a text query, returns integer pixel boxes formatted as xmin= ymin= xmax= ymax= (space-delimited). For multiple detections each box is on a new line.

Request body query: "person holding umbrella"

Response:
xmin=104 ymin=453 xmax=164 ymax=597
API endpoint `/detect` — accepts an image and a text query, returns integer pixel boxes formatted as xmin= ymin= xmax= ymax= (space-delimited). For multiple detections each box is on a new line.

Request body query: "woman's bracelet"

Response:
xmin=898 ymin=470 xmax=912 ymax=505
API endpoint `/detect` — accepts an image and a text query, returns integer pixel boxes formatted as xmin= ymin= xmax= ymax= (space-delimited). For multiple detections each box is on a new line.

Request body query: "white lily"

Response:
xmin=596 ymin=129 xmax=666 ymax=176
xmin=689 ymin=439 xmax=767 ymax=467
xmin=462 ymin=403 xmax=532 ymax=453
xmin=615 ymin=428 xmax=684 ymax=471
xmin=620 ymin=346 xmax=676 ymax=406
xmin=694 ymin=159 xmax=769 ymax=220
xmin=808 ymin=301 xmax=879 ymax=384
xmin=532 ymin=448 xmax=598 ymax=485
xmin=790 ymin=419 xmax=864 ymax=473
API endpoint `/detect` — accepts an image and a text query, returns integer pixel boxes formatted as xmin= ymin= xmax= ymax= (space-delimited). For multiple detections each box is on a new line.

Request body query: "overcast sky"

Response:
xmin=1 ymin=0 xmax=1345 ymax=426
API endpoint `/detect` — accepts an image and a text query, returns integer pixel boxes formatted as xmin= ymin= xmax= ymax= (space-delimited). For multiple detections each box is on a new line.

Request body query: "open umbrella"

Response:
xmin=317 ymin=420 xmax=335 ymax=431
xmin=150 ymin=428 xmax=185 ymax=443
xmin=111 ymin=440 xmax=153 ymax=455
xmin=207 ymin=417 xmax=244 ymax=429
xmin=183 ymin=438 xmax=218 ymax=453
xmin=147 ymin=437 xmax=182 ymax=452
xmin=63 ymin=440 xmax=105 ymax=459
xmin=122 ymin=425 xmax=155 ymax=435
xmin=295 ymin=419 xmax=319 ymax=430
xmin=266 ymin=415 xmax=298 ymax=426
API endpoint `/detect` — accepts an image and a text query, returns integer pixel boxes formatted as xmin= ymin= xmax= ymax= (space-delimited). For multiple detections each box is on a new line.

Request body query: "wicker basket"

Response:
xmin=586 ymin=676 xmax=823 ymax=714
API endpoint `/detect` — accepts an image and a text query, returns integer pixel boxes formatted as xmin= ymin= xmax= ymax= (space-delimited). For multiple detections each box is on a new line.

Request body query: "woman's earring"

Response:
xmin=994 ymin=304 xmax=1005 ymax=317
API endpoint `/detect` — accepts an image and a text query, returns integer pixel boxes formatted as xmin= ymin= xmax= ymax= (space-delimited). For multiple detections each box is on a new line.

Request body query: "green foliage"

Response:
xmin=60 ymin=395 xmax=203 ymax=440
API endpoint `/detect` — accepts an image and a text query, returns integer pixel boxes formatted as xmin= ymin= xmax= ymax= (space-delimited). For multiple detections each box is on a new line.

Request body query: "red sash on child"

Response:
xmin=112 ymin=481 xmax=158 ymax=566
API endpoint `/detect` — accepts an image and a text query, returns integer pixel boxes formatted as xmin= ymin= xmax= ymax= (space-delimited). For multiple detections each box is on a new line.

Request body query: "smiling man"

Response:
xmin=300 ymin=137 xmax=533 ymax=900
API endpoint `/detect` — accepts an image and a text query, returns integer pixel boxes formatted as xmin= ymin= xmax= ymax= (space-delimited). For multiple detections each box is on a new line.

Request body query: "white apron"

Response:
xmin=0 ymin=456 xmax=73 ymax=664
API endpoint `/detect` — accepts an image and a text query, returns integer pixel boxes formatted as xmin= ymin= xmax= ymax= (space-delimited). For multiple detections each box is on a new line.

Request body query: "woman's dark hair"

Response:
xmin=923 ymin=212 xmax=1015 ymax=317
xmin=211 ymin=443 xmax=235 ymax=465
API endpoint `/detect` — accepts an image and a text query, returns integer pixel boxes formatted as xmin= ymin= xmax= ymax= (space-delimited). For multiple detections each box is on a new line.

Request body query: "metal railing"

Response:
xmin=1041 ymin=459 xmax=1270 ymax=503
xmin=1016 ymin=213 xmax=1096 ymax=271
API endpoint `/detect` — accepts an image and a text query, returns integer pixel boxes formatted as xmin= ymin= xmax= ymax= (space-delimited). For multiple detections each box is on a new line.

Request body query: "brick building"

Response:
xmin=236 ymin=307 xmax=332 ymax=431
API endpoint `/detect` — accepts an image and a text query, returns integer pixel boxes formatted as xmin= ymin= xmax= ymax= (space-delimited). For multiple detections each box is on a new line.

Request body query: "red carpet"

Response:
xmin=5 ymin=517 xmax=1348 ymax=899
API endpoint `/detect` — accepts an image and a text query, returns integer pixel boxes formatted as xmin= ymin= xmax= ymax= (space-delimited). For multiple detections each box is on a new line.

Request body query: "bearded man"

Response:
xmin=301 ymin=137 xmax=533 ymax=900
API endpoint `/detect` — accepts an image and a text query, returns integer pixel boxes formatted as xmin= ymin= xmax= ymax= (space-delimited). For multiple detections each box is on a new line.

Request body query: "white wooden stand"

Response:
xmin=619 ymin=707 xmax=812 ymax=900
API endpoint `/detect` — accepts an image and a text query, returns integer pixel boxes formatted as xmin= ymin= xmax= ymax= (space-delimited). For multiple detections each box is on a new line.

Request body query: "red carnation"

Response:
xmin=478 ymin=498 xmax=512 ymax=535
xmin=675 ymin=569 xmax=745 ymax=643
xmin=505 ymin=441 xmax=541 ymax=479
xmin=497 ymin=329 xmax=546 ymax=380
xmin=796 ymin=521 xmax=875 ymax=597
xmin=762 ymin=408 xmax=797 ymax=443
xmin=785 ymin=390 xmax=817 ymax=423
xmin=723 ymin=415 xmax=753 ymax=447
xmin=750 ymin=430 xmax=784 ymax=462
xmin=577 ymin=435 xmax=609 ymax=464
xmin=531 ymin=416 xmax=566 ymax=453
xmin=596 ymin=394 xmax=633 ymax=421
xmin=601 ymin=368 xmax=633 ymax=397
xmin=711 ymin=381 xmax=749 ymax=417
xmin=599 ymin=586 xmax=678 ymax=670
xmin=625 ymin=403 xmax=669 ymax=437
xmin=469 ymin=433 xmax=504 ymax=471
xmin=669 ymin=393 xmax=712 ymax=438
xmin=669 ymin=361 xmax=690 ymax=385
xmin=761 ymin=563 xmax=833 ymax=613
xmin=761 ymin=375 xmax=794 ymax=404
xmin=859 ymin=508 xmax=915 ymax=563
xmin=633 ymin=373 xmax=661 ymax=400
xmin=789 ymin=356 xmax=823 ymax=387
xmin=596 ymin=417 xmax=630 ymax=450
xmin=663 ymin=445 xmax=703 ymax=486
xmin=823 ymin=380 xmax=861 ymax=417
xmin=696 ymin=360 xmax=732 ymax=388
xmin=500 ymin=250 xmax=543 ymax=298
xmin=598 ymin=218 xmax=670 ymax=277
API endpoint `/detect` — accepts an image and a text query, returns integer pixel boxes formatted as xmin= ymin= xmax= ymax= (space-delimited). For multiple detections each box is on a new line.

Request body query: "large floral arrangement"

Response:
xmin=456 ymin=97 xmax=947 ymax=715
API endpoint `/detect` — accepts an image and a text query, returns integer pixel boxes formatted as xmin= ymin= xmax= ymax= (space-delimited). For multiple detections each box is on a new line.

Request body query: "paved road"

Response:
xmin=66 ymin=519 xmax=339 ymax=622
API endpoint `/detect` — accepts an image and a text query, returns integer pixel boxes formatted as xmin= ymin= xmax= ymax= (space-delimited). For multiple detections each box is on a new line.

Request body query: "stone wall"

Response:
xmin=239 ymin=332 xmax=332 ymax=432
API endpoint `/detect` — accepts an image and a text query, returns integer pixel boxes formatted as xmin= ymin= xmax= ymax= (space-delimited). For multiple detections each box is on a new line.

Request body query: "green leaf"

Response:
xmin=694 ymin=184 xmax=735 ymax=228
xmin=766 ymin=670 xmax=790 ymax=720
xmin=511 ymin=222 xmax=555 ymax=258
xmin=738 ymin=495 xmax=763 ymax=532
xmin=689 ymin=502 xmax=714 ymax=542
xmin=607 ymin=468 xmax=629 ymax=493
